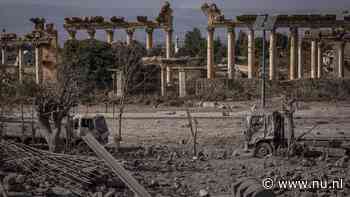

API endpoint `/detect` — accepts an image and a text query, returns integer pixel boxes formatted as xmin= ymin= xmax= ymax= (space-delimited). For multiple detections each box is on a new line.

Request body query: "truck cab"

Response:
xmin=72 ymin=114 xmax=110 ymax=144
xmin=243 ymin=110 xmax=287 ymax=157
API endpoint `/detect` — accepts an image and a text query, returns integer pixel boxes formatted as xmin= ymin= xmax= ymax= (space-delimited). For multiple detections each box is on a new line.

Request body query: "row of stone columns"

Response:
xmin=1 ymin=46 xmax=42 ymax=84
xmin=207 ymin=26 xmax=346 ymax=80
xmin=68 ymin=27 xmax=174 ymax=86
xmin=159 ymin=65 xmax=187 ymax=97
xmin=77 ymin=27 xmax=175 ymax=98
xmin=207 ymin=26 xmax=238 ymax=79
xmin=67 ymin=28 xmax=173 ymax=53
xmin=207 ymin=26 xmax=259 ymax=80
xmin=270 ymin=31 xmax=345 ymax=79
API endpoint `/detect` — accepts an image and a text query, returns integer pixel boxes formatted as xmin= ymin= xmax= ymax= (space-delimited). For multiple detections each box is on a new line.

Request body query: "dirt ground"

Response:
xmin=2 ymin=100 xmax=350 ymax=196
xmin=104 ymin=100 xmax=350 ymax=196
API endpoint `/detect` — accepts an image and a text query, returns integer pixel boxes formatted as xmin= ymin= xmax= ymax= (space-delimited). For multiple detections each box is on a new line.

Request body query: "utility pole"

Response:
xmin=253 ymin=15 xmax=277 ymax=108
xmin=262 ymin=29 xmax=266 ymax=108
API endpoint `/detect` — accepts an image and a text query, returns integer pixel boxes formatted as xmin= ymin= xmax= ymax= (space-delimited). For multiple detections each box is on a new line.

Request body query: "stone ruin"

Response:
xmin=0 ymin=18 xmax=58 ymax=84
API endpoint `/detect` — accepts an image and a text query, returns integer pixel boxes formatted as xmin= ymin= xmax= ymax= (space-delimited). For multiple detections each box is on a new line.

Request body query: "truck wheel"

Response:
xmin=254 ymin=142 xmax=273 ymax=158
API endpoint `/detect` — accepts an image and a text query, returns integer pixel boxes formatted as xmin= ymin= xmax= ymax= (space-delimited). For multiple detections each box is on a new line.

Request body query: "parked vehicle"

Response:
xmin=243 ymin=110 xmax=350 ymax=157
xmin=1 ymin=114 xmax=110 ymax=145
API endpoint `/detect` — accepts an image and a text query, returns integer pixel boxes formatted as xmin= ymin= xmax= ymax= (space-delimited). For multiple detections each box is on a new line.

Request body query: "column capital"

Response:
xmin=67 ymin=29 xmax=77 ymax=39
xmin=87 ymin=28 xmax=96 ymax=39
xmin=16 ymin=43 xmax=25 ymax=50
xmin=227 ymin=26 xmax=235 ymax=33
xmin=126 ymin=28 xmax=135 ymax=35
xmin=339 ymin=41 xmax=346 ymax=47
xmin=145 ymin=27 xmax=154 ymax=34
xmin=164 ymin=27 xmax=173 ymax=33
xmin=317 ymin=41 xmax=324 ymax=47
xmin=298 ymin=37 xmax=303 ymax=44
xmin=179 ymin=67 xmax=186 ymax=72
xmin=248 ymin=27 xmax=254 ymax=32
xmin=105 ymin=29 xmax=114 ymax=33
xmin=160 ymin=63 xmax=167 ymax=69
xmin=289 ymin=27 xmax=298 ymax=34
xmin=207 ymin=26 xmax=215 ymax=33
xmin=32 ymin=40 xmax=42 ymax=48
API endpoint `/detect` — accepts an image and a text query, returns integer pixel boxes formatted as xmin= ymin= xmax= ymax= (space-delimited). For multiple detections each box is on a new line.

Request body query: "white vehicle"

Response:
xmin=1 ymin=114 xmax=110 ymax=145
xmin=72 ymin=114 xmax=110 ymax=144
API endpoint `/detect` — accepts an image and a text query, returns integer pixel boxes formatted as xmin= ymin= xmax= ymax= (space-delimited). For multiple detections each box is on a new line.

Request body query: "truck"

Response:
xmin=243 ymin=109 xmax=350 ymax=158
xmin=0 ymin=114 xmax=110 ymax=145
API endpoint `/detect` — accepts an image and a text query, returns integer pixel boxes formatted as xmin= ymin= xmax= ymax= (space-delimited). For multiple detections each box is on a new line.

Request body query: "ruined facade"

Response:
xmin=202 ymin=3 xmax=350 ymax=80
xmin=0 ymin=18 xmax=58 ymax=84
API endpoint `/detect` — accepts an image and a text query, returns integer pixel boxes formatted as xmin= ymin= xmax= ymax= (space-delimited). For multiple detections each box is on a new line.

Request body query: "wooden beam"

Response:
xmin=82 ymin=133 xmax=152 ymax=197
xmin=0 ymin=181 xmax=8 ymax=197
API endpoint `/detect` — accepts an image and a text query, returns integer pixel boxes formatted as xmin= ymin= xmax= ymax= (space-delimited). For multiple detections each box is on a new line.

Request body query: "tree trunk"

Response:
xmin=21 ymin=103 xmax=25 ymax=143
xmin=38 ymin=116 xmax=62 ymax=152
xmin=117 ymin=106 xmax=124 ymax=150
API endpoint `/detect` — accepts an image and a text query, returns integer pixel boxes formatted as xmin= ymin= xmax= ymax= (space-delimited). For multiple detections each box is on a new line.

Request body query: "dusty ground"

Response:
xmin=1 ymin=100 xmax=350 ymax=196
xmin=105 ymin=100 xmax=350 ymax=196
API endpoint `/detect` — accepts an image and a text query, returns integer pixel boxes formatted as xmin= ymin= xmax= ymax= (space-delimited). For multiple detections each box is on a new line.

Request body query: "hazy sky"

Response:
xmin=1 ymin=0 xmax=350 ymax=10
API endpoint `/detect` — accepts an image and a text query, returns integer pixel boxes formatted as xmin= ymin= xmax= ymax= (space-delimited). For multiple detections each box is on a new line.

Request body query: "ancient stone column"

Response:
xmin=227 ymin=27 xmax=236 ymax=79
xmin=18 ymin=48 xmax=24 ymax=83
xmin=116 ymin=70 xmax=124 ymax=97
xmin=317 ymin=42 xmax=322 ymax=78
xmin=35 ymin=46 xmax=42 ymax=84
xmin=178 ymin=69 xmax=187 ymax=98
xmin=297 ymin=39 xmax=303 ymax=79
xmin=106 ymin=30 xmax=114 ymax=44
xmin=1 ymin=47 xmax=6 ymax=65
xmin=160 ymin=65 xmax=167 ymax=96
xmin=145 ymin=27 xmax=154 ymax=50
xmin=207 ymin=27 xmax=215 ymax=79
xmin=338 ymin=42 xmax=345 ymax=78
xmin=175 ymin=36 xmax=180 ymax=54
xmin=248 ymin=28 xmax=255 ymax=79
xmin=311 ymin=40 xmax=317 ymax=79
xmin=166 ymin=66 xmax=172 ymax=84
xmin=165 ymin=29 xmax=174 ymax=83
xmin=112 ymin=73 xmax=117 ymax=94
xmin=126 ymin=28 xmax=135 ymax=45
xmin=269 ymin=29 xmax=277 ymax=80
xmin=289 ymin=28 xmax=298 ymax=80
xmin=87 ymin=28 xmax=96 ymax=39
xmin=68 ymin=30 xmax=77 ymax=40
xmin=165 ymin=28 xmax=173 ymax=59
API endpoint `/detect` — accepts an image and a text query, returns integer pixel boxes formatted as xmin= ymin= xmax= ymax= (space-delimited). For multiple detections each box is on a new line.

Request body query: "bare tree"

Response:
xmin=35 ymin=62 xmax=80 ymax=152
xmin=111 ymin=41 xmax=148 ymax=148
xmin=0 ymin=70 xmax=17 ymax=139
xmin=186 ymin=109 xmax=199 ymax=156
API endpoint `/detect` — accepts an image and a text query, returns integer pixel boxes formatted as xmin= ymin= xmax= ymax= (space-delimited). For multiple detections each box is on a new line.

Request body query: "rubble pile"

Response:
xmin=0 ymin=141 xmax=128 ymax=196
